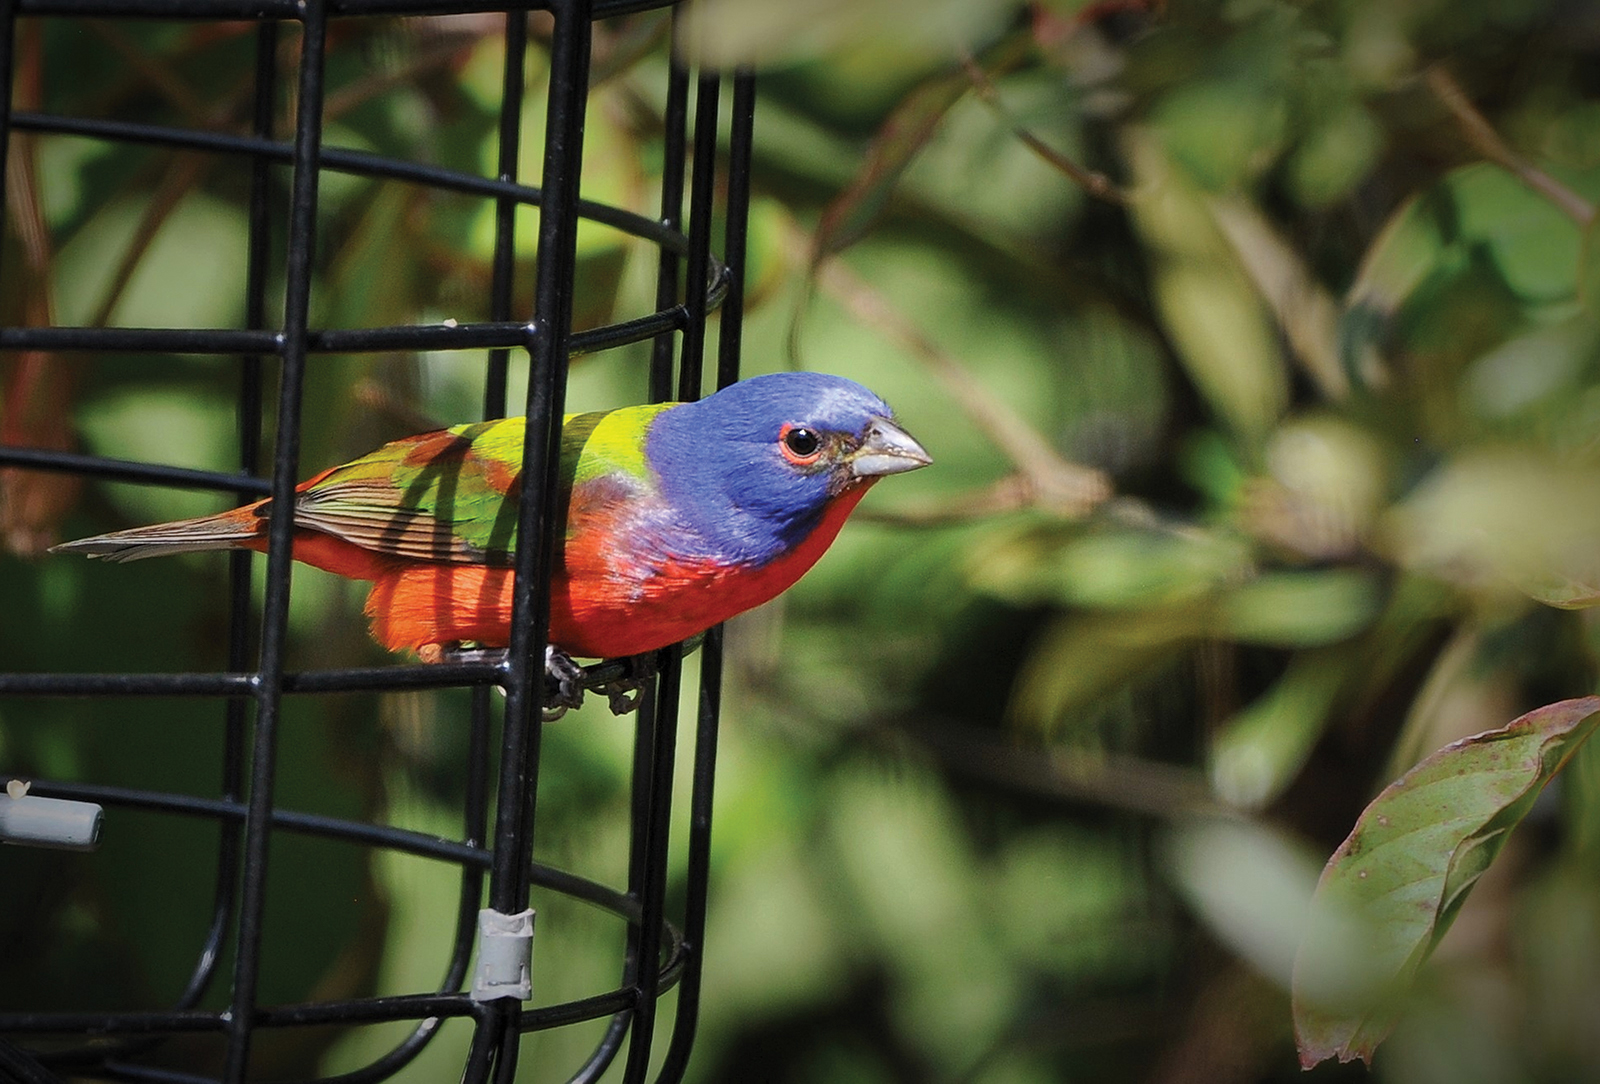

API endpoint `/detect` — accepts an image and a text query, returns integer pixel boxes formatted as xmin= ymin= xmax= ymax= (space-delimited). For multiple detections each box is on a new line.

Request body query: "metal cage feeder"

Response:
xmin=0 ymin=1 xmax=754 ymax=1080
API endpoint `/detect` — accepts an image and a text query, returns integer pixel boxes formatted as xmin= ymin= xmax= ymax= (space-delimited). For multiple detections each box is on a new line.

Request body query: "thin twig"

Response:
xmin=1208 ymin=197 xmax=1347 ymax=401
xmin=1425 ymin=65 xmax=1595 ymax=228
xmin=323 ymin=34 xmax=480 ymax=121
xmin=960 ymin=52 xmax=1127 ymax=206
xmin=853 ymin=473 xmax=1039 ymax=527
xmin=814 ymin=251 xmax=1113 ymax=519
xmin=90 ymin=153 xmax=214 ymax=329
xmin=87 ymin=20 xmax=216 ymax=124
xmin=912 ymin=715 xmax=1230 ymax=820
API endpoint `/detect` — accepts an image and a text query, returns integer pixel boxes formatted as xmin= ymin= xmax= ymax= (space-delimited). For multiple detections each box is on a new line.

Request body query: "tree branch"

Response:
xmin=1425 ymin=65 xmax=1595 ymax=228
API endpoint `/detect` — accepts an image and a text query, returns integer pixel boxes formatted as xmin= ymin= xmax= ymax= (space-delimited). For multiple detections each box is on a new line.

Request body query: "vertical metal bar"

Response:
xmin=715 ymin=71 xmax=756 ymax=393
xmin=618 ymin=30 xmax=691 ymax=1067
xmin=222 ymin=7 xmax=327 ymax=1080
xmin=658 ymin=68 xmax=756 ymax=1083
xmin=648 ymin=16 xmax=689 ymax=403
xmin=479 ymin=1 xmax=591 ymax=1079
xmin=495 ymin=0 xmax=590 ymax=921
xmin=674 ymin=72 xmax=719 ymax=403
xmin=620 ymin=54 xmax=724 ymax=1084
xmin=655 ymin=626 xmax=721 ymax=1082
xmin=619 ymin=654 xmax=683 ymax=1083
xmin=175 ymin=19 xmax=280 ymax=1014
xmin=483 ymin=11 xmax=528 ymax=422
xmin=463 ymin=17 xmax=526 ymax=1081
xmin=457 ymin=682 xmax=494 ymax=913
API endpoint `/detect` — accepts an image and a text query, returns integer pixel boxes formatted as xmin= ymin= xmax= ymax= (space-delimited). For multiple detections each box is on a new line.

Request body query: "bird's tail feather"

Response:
xmin=50 ymin=510 xmax=261 ymax=563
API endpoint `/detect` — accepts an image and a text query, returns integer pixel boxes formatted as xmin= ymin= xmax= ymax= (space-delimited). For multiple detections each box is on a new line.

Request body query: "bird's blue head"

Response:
xmin=647 ymin=371 xmax=930 ymax=565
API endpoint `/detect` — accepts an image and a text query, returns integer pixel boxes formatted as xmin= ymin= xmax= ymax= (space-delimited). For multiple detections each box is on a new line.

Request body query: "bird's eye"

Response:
xmin=780 ymin=425 xmax=823 ymax=464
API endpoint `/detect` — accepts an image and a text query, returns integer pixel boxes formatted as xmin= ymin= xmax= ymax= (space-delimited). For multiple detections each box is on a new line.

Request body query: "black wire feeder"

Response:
xmin=0 ymin=1 xmax=755 ymax=1080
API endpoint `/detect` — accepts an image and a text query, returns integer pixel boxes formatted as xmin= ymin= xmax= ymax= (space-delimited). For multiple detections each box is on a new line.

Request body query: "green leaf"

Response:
xmin=1448 ymin=164 xmax=1584 ymax=305
xmin=806 ymin=26 xmax=1039 ymax=262
xmin=1125 ymin=130 xmax=1289 ymax=445
xmin=1220 ymin=568 xmax=1381 ymax=646
xmin=1008 ymin=608 xmax=1209 ymax=734
xmin=676 ymin=0 xmax=1011 ymax=70
xmin=1293 ymin=696 xmax=1600 ymax=1068
xmin=811 ymin=62 xmax=972 ymax=262
xmin=1341 ymin=188 xmax=1450 ymax=386
xmin=1387 ymin=449 xmax=1600 ymax=607
xmin=1287 ymin=102 xmax=1383 ymax=209
xmin=968 ymin=523 xmax=1251 ymax=611
xmin=1151 ymin=78 xmax=1287 ymax=192
xmin=53 ymin=193 xmax=248 ymax=328
xmin=1209 ymin=646 xmax=1357 ymax=809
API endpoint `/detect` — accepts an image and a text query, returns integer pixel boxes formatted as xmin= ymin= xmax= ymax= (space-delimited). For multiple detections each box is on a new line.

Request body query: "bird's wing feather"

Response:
xmin=47 ymin=510 xmax=262 ymax=562
xmin=289 ymin=406 xmax=674 ymax=565
xmin=290 ymin=421 xmax=527 ymax=564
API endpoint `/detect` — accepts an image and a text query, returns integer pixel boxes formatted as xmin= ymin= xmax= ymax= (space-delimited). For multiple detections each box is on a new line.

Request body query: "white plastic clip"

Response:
xmin=471 ymin=907 xmax=534 ymax=1002
xmin=0 ymin=781 xmax=103 ymax=851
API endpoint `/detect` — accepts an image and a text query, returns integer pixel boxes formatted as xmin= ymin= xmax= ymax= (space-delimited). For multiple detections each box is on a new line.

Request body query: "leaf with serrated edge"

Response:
xmin=1293 ymin=696 xmax=1600 ymax=1068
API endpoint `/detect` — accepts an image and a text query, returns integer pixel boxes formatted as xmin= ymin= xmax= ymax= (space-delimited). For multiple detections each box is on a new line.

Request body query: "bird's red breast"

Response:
xmin=358 ymin=483 xmax=873 ymax=658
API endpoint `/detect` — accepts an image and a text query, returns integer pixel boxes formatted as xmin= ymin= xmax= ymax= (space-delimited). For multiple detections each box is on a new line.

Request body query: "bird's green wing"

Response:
xmin=287 ymin=405 xmax=673 ymax=564
xmin=287 ymin=418 xmax=525 ymax=563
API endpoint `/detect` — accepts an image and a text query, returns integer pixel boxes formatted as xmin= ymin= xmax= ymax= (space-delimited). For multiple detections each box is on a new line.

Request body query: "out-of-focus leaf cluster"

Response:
xmin=684 ymin=0 xmax=1600 ymax=1081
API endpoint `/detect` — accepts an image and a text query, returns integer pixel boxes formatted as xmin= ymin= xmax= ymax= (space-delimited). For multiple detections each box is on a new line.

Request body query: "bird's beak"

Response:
xmin=850 ymin=417 xmax=932 ymax=479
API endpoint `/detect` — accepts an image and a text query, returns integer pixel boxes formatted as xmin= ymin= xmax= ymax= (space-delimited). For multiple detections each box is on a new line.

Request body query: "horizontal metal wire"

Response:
xmin=11 ymin=111 xmax=686 ymax=252
xmin=5 ymin=923 xmax=687 ymax=1038
xmin=12 ymin=0 xmax=661 ymax=13
xmin=0 ymin=638 xmax=696 ymax=697
xmin=0 ymin=445 xmax=274 ymax=495
xmin=0 ymin=293 xmax=718 ymax=356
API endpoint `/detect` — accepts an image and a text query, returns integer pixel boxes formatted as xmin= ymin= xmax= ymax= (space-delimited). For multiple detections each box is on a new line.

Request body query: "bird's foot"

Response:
xmin=428 ymin=642 xmax=511 ymax=666
xmin=543 ymin=645 xmax=588 ymax=721
xmin=593 ymin=652 xmax=658 ymax=717
xmin=419 ymin=642 xmax=649 ymax=722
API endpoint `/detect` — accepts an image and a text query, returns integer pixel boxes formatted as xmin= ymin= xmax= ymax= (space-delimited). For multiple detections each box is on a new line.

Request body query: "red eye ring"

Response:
xmin=779 ymin=424 xmax=824 ymax=465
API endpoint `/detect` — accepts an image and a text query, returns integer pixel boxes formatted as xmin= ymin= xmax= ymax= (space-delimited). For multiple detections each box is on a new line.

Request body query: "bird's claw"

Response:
xmin=593 ymin=652 xmax=658 ymax=716
xmin=427 ymin=642 xmax=655 ymax=721
xmin=546 ymin=649 xmax=657 ymax=718
xmin=432 ymin=643 xmax=510 ymax=666
xmin=543 ymin=645 xmax=588 ymax=721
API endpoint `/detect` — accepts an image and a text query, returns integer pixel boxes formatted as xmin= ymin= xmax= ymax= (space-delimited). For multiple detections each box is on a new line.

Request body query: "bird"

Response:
xmin=53 ymin=372 xmax=930 ymax=684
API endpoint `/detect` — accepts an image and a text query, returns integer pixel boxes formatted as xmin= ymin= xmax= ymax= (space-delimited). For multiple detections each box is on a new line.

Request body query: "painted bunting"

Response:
xmin=53 ymin=372 xmax=930 ymax=667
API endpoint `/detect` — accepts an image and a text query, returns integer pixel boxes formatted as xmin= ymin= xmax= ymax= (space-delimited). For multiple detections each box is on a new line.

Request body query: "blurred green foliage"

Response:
xmin=3 ymin=0 xmax=1600 ymax=1081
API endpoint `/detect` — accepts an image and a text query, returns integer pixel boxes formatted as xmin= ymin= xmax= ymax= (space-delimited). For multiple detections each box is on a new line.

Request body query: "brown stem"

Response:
xmin=913 ymin=715 xmax=1228 ymax=820
xmin=90 ymin=153 xmax=215 ymax=328
xmin=852 ymin=474 xmax=1038 ymax=527
xmin=87 ymin=20 xmax=216 ymax=124
xmin=814 ymin=253 xmax=1113 ymax=518
xmin=960 ymin=52 xmax=1127 ymax=205
xmin=1425 ymin=65 xmax=1595 ymax=227
xmin=323 ymin=35 xmax=480 ymax=121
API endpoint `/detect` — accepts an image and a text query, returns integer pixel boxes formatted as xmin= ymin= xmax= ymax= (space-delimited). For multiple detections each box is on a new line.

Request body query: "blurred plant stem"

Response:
xmin=959 ymin=50 xmax=1127 ymax=205
xmin=812 ymin=245 xmax=1113 ymax=521
xmin=914 ymin=715 xmax=1226 ymax=819
xmin=0 ymin=21 xmax=78 ymax=555
xmin=1425 ymin=66 xmax=1595 ymax=229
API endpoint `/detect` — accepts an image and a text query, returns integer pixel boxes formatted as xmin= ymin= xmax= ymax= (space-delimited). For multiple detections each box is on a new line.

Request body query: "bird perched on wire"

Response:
xmin=53 ymin=371 xmax=930 ymax=711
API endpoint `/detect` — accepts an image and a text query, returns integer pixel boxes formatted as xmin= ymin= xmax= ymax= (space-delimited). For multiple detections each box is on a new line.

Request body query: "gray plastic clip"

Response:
xmin=0 ymin=783 xmax=103 ymax=851
xmin=471 ymin=907 xmax=534 ymax=1002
